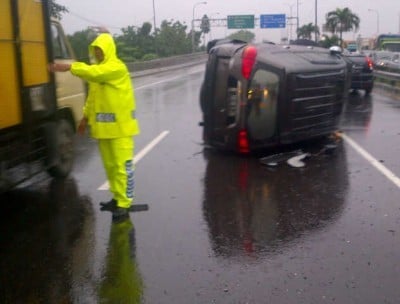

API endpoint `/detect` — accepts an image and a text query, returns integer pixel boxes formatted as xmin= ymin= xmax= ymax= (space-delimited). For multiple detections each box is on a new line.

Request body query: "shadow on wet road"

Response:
xmin=0 ymin=178 xmax=94 ymax=303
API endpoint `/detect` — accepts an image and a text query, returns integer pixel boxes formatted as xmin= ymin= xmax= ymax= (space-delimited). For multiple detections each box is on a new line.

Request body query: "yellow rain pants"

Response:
xmin=98 ymin=137 xmax=135 ymax=208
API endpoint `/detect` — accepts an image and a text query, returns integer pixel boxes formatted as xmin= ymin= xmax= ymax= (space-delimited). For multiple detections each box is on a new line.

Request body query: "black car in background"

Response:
xmin=371 ymin=51 xmax=400 ymax=73
xmin=340 ymin=49 xmax=374 ymax=95
xmin=369 ymin=51 xmax=393 ymax=68
xmin=200 ymin=40 xmax=350 ymax=153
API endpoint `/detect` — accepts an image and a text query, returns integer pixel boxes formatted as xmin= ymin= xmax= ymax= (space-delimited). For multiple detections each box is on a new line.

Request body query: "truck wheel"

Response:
xmin=47 ymin=119 xmax=74 ymax=178
xmin=365 ymin=86 xmax=373 ymax=95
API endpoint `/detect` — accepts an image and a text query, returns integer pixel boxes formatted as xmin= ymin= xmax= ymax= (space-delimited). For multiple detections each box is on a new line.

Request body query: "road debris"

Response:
xmin=259 ymin=150 xmax=303 ymax=167
xmin=287 ymin=153 xmax=311 ymax=168
xmin=259 ymin=141 xmax=338 ymax=168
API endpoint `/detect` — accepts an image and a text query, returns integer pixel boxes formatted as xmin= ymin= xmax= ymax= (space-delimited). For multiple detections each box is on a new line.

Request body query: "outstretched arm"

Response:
xmin=48 ymin=63 xmax=71 ymax=72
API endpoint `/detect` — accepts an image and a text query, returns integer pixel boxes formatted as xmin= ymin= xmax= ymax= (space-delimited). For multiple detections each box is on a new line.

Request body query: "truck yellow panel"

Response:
xmin=0 ymin=0 xmax=14 ymax=39
xmin=18 ymin=0 xmax=49 ymax=86
xmin=0 ymin=0 xmax=22 ymax=128
xmin=21 ymin=43 xmax=49 ymax=86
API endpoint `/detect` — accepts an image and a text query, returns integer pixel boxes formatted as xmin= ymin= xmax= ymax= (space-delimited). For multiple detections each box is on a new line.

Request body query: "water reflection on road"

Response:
xmin=202 ymin=140 xmax=349 ymax=260
xmin=341 ymin=92 xmax=373 ymax=132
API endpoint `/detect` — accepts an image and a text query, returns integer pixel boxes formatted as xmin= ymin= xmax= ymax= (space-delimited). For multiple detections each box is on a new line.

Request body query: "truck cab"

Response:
xmin=51 ymin=20 xmax=86 ymax=131
xmin=0 ymin=0 xmax=85 ymax=191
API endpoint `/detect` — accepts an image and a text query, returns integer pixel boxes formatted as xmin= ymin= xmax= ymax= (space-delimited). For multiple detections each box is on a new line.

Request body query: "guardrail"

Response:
xmin=127 ymin=52 xmax=207 ymax=77
xmin=374 ymin=69 xmax=400 ymax=97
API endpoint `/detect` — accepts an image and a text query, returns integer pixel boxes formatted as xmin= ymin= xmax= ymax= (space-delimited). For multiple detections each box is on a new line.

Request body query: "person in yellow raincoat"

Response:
xmin=50 ymin=32 xmax=140 ymax=221
xmin=99 ymin=217 xmax=143 ymax=303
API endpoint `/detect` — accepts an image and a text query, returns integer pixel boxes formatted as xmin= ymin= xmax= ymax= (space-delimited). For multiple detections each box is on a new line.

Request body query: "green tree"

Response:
xmin=115 ymin=25 xmax=142 ymax=61
xmin=318 ymin=34 xmax=341 ymax=48
xmin=227 ymin=30 xmax=255 ymax=43
xmin=116 ymin=42 xmax=142 ymax=62
xmin=118 ymin=26 xmax=139 ymax=48
xmin=325 ymin=7 xmax=360 ymax=47
xmin=117 ymin=20 xmax=195 ymax=58
xmin=155 ymin=20 xmax=191 ymax=56
xmin=137 ymin=22 xmax=156 ymax=58
xmin=67 ymin=29 xmax=92 ymax=62
xmin=50 ymin=0 xmax=68 ymax=20
xmin=297 ymin=23 xmax=319 ymax=40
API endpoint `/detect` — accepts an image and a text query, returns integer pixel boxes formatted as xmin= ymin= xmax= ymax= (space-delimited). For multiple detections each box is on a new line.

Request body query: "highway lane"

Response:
xmin=1 ymin=65 xmax=400 ymax=303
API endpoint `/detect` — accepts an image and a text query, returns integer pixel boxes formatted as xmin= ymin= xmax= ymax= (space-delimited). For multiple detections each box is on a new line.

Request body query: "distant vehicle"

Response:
xmin=386 ymin=53 xmax=400 ymax=72
xmin=374 ymin=34 xmax=400 ymax=52
xmin=344 ymin=40 xmax=358 ymax=52
xmin=369 ymin=51 xmax=395 ymax=70
xmin=199 ymin=40 xmax=350 ymax=153
xmin=347 ymin=43 xmax=358 ymax=52
xmin=340 ymin=49 xmax=374 ymax=95
xmin=371 ymin=51 xmax=400 ymax=73
xmin=289 ymin=39 xmax=319 ymax=47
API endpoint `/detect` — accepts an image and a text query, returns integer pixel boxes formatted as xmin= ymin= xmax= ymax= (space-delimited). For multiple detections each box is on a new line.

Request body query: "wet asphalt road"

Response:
xmin=1 ymin=65 xmax=400 ymax=303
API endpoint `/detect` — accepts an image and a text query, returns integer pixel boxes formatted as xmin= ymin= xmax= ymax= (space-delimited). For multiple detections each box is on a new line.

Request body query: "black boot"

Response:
xmin=112 ymin=207 xmax=129 ymax=222
xmin=100 ymin=199 xmax=117 ymax=211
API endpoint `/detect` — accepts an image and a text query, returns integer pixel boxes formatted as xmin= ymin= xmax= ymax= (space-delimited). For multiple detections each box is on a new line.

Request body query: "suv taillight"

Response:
xmin=366 ymin=57 xmax=373 ymax=70
xmin=241 ymin=46 xmax=257 ymax=79
xmin=237 ymin=129 xmax=250 ymax=153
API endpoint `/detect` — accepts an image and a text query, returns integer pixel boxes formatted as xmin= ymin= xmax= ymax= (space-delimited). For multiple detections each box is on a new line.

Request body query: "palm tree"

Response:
xmin=325 ymin=8 xmax=360 ymax=47
xmin=297 ymin=23 xmax=319 ymax=40
xmin=318 ymin=34 xmax=341 ymax=48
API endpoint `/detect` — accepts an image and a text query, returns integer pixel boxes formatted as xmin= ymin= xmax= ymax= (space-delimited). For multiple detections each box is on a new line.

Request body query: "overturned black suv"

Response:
xmin=200 ymin=39 xmax=350 ymax=153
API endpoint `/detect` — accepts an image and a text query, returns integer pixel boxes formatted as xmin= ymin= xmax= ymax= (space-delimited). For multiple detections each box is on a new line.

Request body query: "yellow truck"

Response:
xmin=0 ymin=0 xmax=85 ymax=191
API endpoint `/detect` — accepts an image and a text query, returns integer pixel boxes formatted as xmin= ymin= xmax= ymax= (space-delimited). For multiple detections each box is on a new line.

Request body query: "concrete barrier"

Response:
xmin=127 ymin=52 xmax=207 ymax=78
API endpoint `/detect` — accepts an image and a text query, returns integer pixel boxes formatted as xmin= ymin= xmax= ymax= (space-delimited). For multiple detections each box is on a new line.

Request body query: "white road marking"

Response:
xmin=341 ymin=132 xmax=400 ymax=189
xmin=98 ymin=130 xmax=170 ymax=190
xmin=134 ymin=130 xmax=170 ymax=163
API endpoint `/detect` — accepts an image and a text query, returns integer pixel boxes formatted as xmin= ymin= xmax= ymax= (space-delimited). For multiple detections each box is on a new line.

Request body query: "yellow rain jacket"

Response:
xmin=70 ymin=33 xmax=140 ymax=139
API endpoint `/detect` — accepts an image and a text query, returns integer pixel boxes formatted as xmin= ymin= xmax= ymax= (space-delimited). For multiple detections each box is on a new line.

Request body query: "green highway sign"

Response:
xmin=227 ymin=15 xmax=255 ymax=29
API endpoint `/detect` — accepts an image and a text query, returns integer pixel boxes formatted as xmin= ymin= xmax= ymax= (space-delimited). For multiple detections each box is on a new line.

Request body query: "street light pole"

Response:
xmin=314 ymin=0 xmax=318 ymax=42
xmin=152 ymin=0 xmax=158 ymax=55
xmin=191 ymin=1 xmax=207 ymax=53
xmin=284 ymin=3 xmax=295 ymax=41
xmin=368 ymin=9 xmax=380 ymax=34
xmin=152 ymin=0 xmax=157 ymax=33
xmin=296 ymin=0 xmax=299 ymax=38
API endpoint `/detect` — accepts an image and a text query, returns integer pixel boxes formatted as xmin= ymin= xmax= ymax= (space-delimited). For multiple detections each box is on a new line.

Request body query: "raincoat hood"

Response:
xmin=70 ymin=32 xmax=140 ymax=139
xmin=90 ymin=33 xmax=116 ymax=63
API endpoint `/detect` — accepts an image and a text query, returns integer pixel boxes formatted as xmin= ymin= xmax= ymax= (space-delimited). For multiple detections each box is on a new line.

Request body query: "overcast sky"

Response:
xmin=58 ymin=0 xmax=400 ymax=42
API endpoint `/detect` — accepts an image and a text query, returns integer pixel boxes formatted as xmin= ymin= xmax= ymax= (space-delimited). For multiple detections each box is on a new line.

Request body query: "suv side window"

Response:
xmin=247 ymin=69 xmax=279 ymax=140
xmin=51 ymin=24 xmax=71 ymax=59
